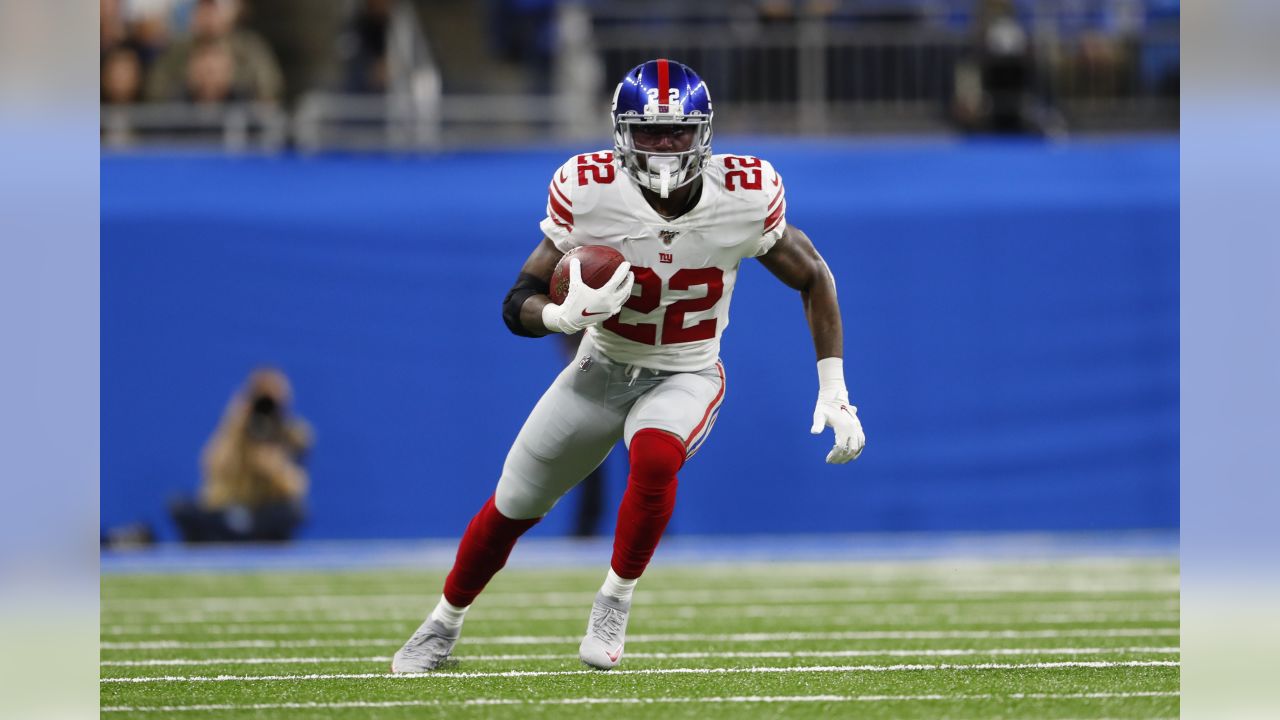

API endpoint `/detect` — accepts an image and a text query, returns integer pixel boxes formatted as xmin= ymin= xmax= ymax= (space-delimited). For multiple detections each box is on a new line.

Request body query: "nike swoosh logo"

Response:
xmin=607 ymin=645 xmax=623 ymax=663
xmin=582 ymin=310 xmax=608 ymax=317
xmin=772 ymin=175 xmax=780 ymax=186
xmin=559 ymin=170 xmax=568 ymax=183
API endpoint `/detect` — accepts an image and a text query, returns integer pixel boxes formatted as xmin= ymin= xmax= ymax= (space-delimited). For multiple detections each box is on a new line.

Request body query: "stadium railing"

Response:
xmin=100 ymin=102 xmax=289 ymax=151
xmin=99 ymin=0 xmax=1178 ymax=152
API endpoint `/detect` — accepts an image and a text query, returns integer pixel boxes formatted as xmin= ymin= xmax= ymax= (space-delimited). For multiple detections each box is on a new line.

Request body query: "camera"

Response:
xmin=246 ymin=392 xmax=284 ymax=442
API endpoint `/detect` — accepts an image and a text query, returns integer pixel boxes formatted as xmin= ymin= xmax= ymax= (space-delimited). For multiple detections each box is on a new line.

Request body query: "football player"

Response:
xmin=393 ymin=59 xmax=865 ymax=672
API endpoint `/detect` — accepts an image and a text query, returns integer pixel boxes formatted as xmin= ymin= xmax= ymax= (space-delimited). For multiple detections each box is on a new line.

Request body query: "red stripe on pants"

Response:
xmin=683 ymin=361 xmax=725 ymax=449
xmin=611 ymin=428 xmax=686 ymax=580
xmin=442 ymin=495 xmax=539 ymax=607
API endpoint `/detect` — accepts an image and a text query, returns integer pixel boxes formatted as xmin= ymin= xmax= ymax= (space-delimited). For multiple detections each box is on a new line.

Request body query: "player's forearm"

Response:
xmin=520 ymin=294 xmax=554 ymax=336
xmin=801 ymin=266 xmax=843 ymax=361
xmin=758 ymin=225 xmax=843 ymax=360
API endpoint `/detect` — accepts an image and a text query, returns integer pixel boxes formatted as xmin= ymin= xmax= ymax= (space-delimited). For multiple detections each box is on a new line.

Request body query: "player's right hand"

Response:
xmin=541 ymin=258 xmax=634 ymax=334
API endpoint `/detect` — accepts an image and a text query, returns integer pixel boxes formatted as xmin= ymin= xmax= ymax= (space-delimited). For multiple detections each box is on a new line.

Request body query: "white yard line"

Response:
xmin=100 ymin=599 xmax=1181 ymax=625
xmin=101 ymin=584 xmax=1181 ymax=613
xmin=100 ymin=627 xmax=1181 ymax=650
xmin=101 ymin=598 xmax=1180 ymax=623
xmin=99 ymin=612 xmax=1182 ymax=635
xmin=101 ymin=660 xmax=1180 ymax=683
xmin=101 ymin=558 xmax=1176 ymax=588
xmin=100 ymin=690 xmax=1180 ymax=713
xmin=101 ymin=560 xmax=1174 ymax=584
xmin=100 ymin=646 xmax=1181 ymax=667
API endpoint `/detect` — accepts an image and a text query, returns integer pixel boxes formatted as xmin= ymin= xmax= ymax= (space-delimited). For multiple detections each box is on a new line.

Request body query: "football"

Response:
xmin=549 ymin=245 xmax=627 ymax=304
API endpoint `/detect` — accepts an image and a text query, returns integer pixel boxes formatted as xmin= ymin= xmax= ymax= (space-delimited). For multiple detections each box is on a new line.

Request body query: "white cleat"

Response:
xmin=579 ymin=591 xmax=630 ymax=670
xmin=391 ymin=616 xmax=459 ymax=672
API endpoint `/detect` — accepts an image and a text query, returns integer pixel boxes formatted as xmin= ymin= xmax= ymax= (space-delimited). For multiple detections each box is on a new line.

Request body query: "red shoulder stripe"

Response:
xmin=548 ymin=190 xmax=574 ymax=226
xmin=549 ymin=211 xmax=572 ymax=230
xmin=550 ymin=181 xmax=572 ymax=208
xmin=767 ymin=183 xmax=785 ymax=211
xmin=764 ymin=198 xmax=786 ymax=234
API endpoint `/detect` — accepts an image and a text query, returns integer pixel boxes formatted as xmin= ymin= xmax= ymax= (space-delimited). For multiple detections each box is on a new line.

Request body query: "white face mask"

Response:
xmin=647 ymin=155 xmax=681 ymax=198
xmin=614 ymin=119 xmax=713 ymax=199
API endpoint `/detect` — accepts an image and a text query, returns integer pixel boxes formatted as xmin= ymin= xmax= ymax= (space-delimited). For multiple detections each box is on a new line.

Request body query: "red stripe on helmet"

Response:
xmin=657 ymin=59 xmax=670 ymax=108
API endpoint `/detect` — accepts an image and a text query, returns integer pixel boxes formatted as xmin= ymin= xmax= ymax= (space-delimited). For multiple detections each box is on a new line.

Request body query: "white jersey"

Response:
xmin=539 ymin=151 xmax=788 ymax=372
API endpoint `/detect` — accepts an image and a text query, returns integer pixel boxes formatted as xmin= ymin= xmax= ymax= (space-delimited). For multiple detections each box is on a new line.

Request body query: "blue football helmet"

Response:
xmin=611 ymin=59 xmax=714 ymax=197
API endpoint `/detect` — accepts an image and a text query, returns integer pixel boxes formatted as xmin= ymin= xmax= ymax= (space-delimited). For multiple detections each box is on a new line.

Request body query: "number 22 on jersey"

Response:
xmin=604 ymin=267 xmax=724 ymax=345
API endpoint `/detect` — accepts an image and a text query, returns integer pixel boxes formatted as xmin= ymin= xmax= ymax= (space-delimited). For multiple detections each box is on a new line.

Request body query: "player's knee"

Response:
xmin=628 ymin=429 xmax=685 ymax=489
xmin=493 ymin=481 xmax=554 ymax=521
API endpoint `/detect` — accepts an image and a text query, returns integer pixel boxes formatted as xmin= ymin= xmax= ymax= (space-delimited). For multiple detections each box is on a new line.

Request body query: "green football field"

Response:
xmin=101 ymin=556 xmax=1179 ymax=719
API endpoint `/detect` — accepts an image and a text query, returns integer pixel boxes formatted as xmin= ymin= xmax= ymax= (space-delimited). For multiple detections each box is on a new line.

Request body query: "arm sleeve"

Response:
xmin=538 ymin=160 xmax=578 ymax=253
xmin=751 ymin=161 xmax=787 ymax=257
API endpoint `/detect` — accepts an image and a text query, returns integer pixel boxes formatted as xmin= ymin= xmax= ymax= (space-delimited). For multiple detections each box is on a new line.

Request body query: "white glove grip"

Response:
xmin=812 ymin=356 xmax=864 ymax=463
xmin=540 ymin=258 xmax=633 ymax=334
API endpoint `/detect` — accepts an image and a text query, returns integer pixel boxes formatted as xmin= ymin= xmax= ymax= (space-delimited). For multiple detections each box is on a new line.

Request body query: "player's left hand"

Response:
xmin=810 ymin=392 xmax=865 ymax=464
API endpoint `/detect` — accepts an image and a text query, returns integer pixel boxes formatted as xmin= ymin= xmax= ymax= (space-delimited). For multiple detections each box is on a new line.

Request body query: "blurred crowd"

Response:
xmin=99 ymin=2 xmax=1179 ymax=145
xmin=100 ymin=0 xmax=395 ymax=107
xmin=102 ymin=0 xmax=281 ymax=106
xmin=102 ymin=0 xmax=1178 ymax=106
xmin=596 ymin=0 xmax=1177 ymax=136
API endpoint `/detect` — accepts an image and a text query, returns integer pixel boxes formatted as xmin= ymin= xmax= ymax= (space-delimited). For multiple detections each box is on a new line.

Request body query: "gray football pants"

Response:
xmin=493 ymin=335 xmax=726 ymax=520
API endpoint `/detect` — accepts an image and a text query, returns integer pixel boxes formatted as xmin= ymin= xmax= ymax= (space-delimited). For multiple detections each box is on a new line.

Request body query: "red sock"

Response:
xmin=611 ymin=429 xmax=686 ymax=579
xmin=442 ymin=495 xmax=539 ymax=607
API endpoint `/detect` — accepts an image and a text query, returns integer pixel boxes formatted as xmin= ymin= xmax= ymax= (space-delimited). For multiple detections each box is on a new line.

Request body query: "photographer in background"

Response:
xmin=170 ymin=367 xmax=313 ymax=542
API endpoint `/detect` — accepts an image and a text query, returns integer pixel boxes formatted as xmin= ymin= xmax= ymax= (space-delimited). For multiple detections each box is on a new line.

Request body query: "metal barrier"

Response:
xmin=588 ymin=0 xmax=1179 ymax=134
xmin=100 ymin=103 xmax=289 ymax=151
xmin=99 ymin=0 xmax=1178 ymax=151
xmin=291 ymin=0 xmax=443 ymax=151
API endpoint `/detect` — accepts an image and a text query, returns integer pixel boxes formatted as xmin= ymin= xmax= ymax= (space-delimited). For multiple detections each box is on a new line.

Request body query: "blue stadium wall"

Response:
xmin=102 ymin=137 xmax=1178 ymax=540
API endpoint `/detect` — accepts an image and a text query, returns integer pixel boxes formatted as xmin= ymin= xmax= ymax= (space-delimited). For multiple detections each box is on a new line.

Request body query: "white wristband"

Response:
xmin=541 ymin=303 xmax=565 ymax=333
xmin=817 ymin=357 xmax=847 ymax=395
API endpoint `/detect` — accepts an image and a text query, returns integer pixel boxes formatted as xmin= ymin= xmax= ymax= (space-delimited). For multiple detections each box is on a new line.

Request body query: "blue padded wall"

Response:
xmin=102 ymin=137 xmax=1178 ymax=539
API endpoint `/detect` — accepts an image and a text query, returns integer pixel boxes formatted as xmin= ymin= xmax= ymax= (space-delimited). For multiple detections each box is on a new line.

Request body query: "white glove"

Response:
xmin=541 ymin=257 xmax=634 ymax=334
xmin=809 ymin=357 xmax=865 ymax=464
